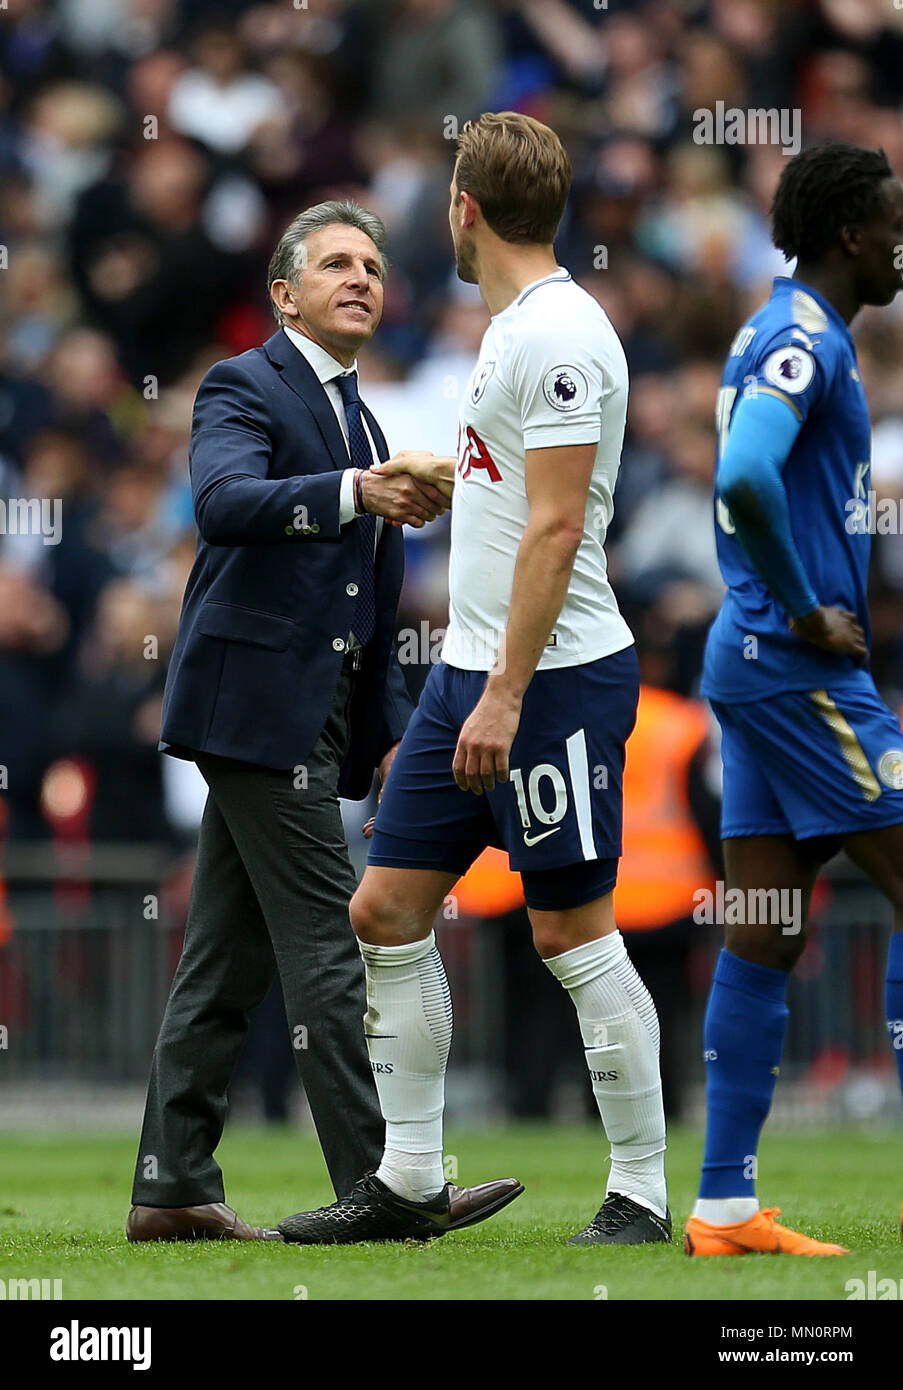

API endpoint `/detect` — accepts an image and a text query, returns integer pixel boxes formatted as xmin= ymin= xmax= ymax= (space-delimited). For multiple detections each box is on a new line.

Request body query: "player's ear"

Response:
xmin=271 ymin=279 xmax=298 ymax=319
xmin=839 ymin=223 xmax=861 ymax=257
xmin=459 ymin=189 xmax=480 ymax=229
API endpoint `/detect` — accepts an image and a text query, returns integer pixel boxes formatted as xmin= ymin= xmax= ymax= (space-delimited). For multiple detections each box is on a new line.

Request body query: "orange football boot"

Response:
xmin=684 ymin=1207 xmax=848 ymax=1256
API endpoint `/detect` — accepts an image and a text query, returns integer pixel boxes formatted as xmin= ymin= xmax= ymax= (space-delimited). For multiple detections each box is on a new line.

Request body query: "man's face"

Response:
xmin=448 ymin=172 xmax=478 ymax=284
xmin=283 ymin=225 xmax=384 ymax=356
xmin=855 ymin=177 xmax=903 ymax=307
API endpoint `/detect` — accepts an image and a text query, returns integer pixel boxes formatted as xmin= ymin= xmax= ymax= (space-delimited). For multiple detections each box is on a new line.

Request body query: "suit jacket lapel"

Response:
xmin=263 ymin=330 xmax=350 ymax=471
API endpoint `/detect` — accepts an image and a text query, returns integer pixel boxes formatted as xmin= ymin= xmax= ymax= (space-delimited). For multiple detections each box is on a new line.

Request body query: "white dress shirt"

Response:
xmin=282 ymin=325 xmax=382 ymax=529
xmin=283 ymin=326 xmax=382 ymax=650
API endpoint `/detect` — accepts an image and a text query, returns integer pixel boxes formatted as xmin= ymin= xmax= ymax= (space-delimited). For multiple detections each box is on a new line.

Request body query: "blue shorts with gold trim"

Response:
xmin=714 ymin=670 xmax=903 ymax=840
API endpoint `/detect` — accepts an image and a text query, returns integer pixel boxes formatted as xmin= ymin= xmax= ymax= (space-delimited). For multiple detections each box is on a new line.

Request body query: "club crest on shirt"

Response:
xmin=878 ymin=749 xmax=903 ymax=790
xmin=471 ymin=359 xmax=496 ymax=403
xmin=542 ymin=365 xmax=588 ymax=412
xmin=762 ymin=345 xmax=815 ymax=394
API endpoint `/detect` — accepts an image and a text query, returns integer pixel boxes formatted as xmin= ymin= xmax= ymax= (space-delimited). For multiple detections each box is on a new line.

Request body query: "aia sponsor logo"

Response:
xmin=458 ymin=426 xmax=502 ymax=482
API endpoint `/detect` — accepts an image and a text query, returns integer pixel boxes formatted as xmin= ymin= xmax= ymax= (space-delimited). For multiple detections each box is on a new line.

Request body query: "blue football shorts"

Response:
xmin=369 ymin=646 xmax=640 ymax=911
xmin=714 ymin=669 xmax=903 ymax=841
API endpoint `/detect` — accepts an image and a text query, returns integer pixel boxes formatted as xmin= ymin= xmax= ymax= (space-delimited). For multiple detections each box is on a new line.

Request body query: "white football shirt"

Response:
xmin=441 ymin=269 xmax=634 ymax=671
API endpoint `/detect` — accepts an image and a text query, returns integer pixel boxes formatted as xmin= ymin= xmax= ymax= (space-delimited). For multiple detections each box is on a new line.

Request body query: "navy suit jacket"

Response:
xmin=160 ymin=329 xmax=414 ymax=799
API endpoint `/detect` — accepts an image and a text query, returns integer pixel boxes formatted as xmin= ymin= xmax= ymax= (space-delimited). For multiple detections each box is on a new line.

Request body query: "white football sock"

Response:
xmin=545 ymin=931 xmax=667 ymax=1219
xmin=359 ymin=931 xmax=452 ymax=1203
xmin=693 ymin=1197 xmax=760 ymax=1225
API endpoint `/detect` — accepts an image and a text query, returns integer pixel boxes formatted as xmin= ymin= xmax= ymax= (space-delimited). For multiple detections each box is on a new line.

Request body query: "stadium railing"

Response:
xmin=0 ymin=845 xmax=897 ymax=1126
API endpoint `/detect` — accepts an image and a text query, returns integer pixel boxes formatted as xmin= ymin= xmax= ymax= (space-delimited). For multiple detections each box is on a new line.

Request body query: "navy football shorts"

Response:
xmin=714 ymin=668 xmax=903 ymax=841
xmin=369 ymin=646 xmax=639 ymax=911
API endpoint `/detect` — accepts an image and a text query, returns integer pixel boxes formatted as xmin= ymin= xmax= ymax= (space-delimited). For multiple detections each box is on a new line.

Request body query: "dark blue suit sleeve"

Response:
xmin=191 ymin=359 xmax=344 ymax=545
xmin=379 ymin=648 xmax=414 ymax=757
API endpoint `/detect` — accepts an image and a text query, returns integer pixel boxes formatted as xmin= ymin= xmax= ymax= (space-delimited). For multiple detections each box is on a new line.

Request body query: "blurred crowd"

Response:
xmin=2 ymin=0 xmax=903 ymax=848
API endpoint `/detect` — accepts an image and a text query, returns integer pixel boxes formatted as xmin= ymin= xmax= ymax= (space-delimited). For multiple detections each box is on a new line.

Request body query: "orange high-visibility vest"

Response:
xmin=448 ymin=687 xmax=713 ymax=925
xmin=613 ymin=684 xmax=715 ymax=931
xmin=453 ymin=845 xmax=525 ymax=918
xmin=0 ymin=796 xmax=11 ymax=946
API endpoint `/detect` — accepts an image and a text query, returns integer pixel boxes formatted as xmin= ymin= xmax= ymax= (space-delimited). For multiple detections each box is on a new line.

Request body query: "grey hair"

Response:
xmin=266 ymin=200 xmax=389 ymax=324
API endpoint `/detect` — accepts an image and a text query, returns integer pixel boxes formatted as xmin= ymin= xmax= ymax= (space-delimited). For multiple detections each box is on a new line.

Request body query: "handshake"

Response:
xmin=357 ymin=451 xmax=455 ymax=529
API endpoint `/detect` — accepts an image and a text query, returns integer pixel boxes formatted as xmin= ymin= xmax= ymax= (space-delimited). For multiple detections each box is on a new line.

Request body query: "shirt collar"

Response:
xmin=282 ymin=325 xmax=358 ymax=384
xmin=491 ymin=267 xmax=571 ymax=320
xmin=771 ymin=276 xmax=851 ymax=338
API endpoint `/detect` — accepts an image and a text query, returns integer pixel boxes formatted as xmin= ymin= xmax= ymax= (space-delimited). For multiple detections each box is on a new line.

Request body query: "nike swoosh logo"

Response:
xmin=392 ymin=1197 xmax=448 ymax=1225
xmin=523 ymin=827 xmax=561 ymax=847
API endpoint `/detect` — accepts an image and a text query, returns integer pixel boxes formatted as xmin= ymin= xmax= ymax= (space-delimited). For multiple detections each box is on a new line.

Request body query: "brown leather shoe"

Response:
xmin=126 ymin=1202 xmax=283 ymax=1242
xmin=447 ymin=1178 xmax=524 ymax=1231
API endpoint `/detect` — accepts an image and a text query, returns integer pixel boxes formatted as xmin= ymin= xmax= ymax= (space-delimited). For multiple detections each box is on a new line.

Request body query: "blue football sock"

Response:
xmin=884 ymin=933 xmax=903 ymax=1102
xmin=698 ymin=948 xmax=790 ymax=1199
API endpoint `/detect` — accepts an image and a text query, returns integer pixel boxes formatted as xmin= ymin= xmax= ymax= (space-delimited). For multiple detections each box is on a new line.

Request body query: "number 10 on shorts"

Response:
xmin=510 ymin=764 xmax=568 ymax=837
xmin=509 ymin=731 xmax=606 ymax=856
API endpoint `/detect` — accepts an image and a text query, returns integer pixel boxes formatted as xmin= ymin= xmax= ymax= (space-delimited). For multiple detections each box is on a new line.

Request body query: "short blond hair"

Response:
xmin=454 ymin=111 xmax=571 ymax=244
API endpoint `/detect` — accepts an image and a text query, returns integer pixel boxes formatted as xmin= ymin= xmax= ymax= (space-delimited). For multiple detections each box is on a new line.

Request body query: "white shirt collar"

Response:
xmin=492 ymin=267 xmax=571 ymax=319
xmin=283 ymin=325 xmax=357 ymax=384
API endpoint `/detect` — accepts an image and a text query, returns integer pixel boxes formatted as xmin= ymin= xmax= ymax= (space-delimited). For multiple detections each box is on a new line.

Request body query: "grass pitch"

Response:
xmin=0 ymin=1122 xmax=900 ymax=1301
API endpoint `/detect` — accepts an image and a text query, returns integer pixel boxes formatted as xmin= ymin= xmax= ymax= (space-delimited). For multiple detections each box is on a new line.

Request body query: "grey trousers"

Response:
xmin=131 ymin=668 xmax=384 ymax=1205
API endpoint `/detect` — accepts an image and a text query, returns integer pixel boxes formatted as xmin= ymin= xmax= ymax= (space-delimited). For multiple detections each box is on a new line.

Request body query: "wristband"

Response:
xmin=354 ymin=469 xmax=366 ymax=516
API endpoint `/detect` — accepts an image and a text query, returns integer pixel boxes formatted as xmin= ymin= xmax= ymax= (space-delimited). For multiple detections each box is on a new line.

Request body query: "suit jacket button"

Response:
xmin=346 ymin=582 xmax=359 ymax=596
xmin=332 ymin=637 xmax=346 ymax=652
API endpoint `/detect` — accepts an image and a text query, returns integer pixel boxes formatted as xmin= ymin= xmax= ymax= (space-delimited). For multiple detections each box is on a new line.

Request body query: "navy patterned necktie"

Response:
xmin=336 ymin=370 xmax=376 ymax=647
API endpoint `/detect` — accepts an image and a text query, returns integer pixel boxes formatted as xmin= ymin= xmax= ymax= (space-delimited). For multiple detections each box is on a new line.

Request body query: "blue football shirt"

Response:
xmin=702 ymin=276 xmax=873 ymax=702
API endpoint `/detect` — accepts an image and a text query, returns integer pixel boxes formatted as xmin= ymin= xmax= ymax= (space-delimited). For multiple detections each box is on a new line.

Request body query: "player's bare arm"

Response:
xmin=452 ymin=440 xmax=596 ymax=795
